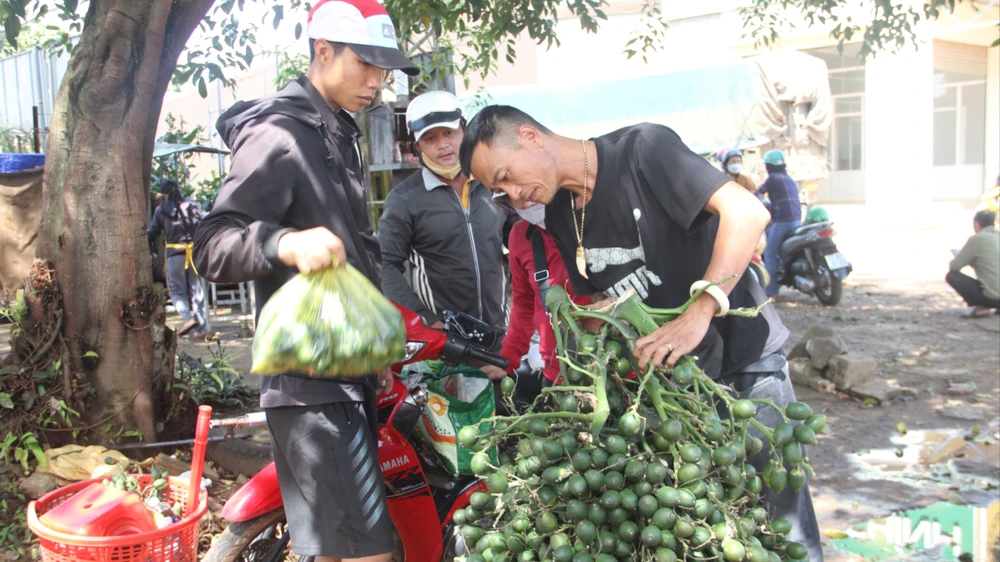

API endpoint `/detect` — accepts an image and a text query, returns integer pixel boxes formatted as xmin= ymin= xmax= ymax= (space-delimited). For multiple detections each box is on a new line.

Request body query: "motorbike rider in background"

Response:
xmin=756 ymin=150 xmax=801 ymax=300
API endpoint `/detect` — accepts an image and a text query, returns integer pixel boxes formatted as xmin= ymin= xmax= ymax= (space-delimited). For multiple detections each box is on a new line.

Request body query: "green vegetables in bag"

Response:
xmin=251 ymin=263 xmax=406 ymax=378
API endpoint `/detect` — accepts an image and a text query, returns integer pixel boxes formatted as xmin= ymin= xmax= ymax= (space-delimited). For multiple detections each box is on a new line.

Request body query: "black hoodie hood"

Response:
xmin=216 ymin=77 xmax=361 ymax=166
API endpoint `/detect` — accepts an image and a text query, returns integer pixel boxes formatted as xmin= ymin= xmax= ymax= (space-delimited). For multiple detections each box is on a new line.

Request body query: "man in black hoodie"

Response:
xmin=192 ymin=1 xmax=417 ymax=559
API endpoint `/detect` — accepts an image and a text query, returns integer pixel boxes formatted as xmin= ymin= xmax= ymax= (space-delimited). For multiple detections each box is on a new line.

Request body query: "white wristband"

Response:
xmin=690 ymin=280 xmax=730 ymax=317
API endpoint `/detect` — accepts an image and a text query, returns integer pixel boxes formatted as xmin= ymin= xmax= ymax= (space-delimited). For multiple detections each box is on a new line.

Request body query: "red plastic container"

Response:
xmin=39 ymin=482 xmax=157 ymax=537
xmin=27 ymin=406 xmax=213 ymax=562
xmin=27 ymin=475 xmax=206 ymax=562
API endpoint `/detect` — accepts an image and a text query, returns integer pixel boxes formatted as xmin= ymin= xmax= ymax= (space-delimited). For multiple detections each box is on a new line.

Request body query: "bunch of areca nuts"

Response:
xmin=453 ymin=286 xmax=828 ymax=562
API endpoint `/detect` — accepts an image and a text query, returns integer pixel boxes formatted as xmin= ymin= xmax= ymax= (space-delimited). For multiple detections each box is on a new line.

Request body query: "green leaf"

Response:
xmin=11 ymin=0 xmax=27 ymax=18
xmin=245 ymin=45 xmax=254 ymax=65
xmin=0 ymin=393 xmax=12 ymax=409
xmin=206 ymin=63 xmax=224 ymax=82
xmin=30 ymin=445 xmax=46 ymax=469
xmin=198 ymin=77 xmax=208 ymax=99
xmin=0 ymin=368 xmax=13 ymax=376
xmin=14 ymin=448 xmax=28 ymax=471
xmin=83 ymin=351 xmax=99 ymax=359
xmin=295 ymin=22 xmax=303 ymax=40
xmin=173 ymin=66 xmax=195 ymax=85
xmin=4 ymin=13 xmax=22 ymax=50
xmin=273 ymin=5 xmax=284 ymax=30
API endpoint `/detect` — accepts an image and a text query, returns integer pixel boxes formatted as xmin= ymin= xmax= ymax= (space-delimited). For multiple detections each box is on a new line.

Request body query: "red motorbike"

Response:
xmin=203 ymin=305 xmax=509 ymax=562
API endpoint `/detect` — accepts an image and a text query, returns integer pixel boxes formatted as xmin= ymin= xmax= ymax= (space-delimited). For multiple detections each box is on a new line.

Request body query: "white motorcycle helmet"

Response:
xmin=406 ymin=91 xmax=463 ymax=143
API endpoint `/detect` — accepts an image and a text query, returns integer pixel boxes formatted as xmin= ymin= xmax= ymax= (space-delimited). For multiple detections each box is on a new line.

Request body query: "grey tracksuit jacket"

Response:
xmin=379 ymin=167 xmax=510 ymax=329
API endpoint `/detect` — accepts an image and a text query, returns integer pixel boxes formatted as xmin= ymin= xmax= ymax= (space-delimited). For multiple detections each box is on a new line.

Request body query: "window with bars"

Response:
xmin=933 ymin=41 xmax=987 ymax=167
xmin=807 ymin=44 xmax=865 ymax=171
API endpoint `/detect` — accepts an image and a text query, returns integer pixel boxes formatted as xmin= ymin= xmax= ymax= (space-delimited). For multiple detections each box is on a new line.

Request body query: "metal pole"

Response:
xmin=13 ymin=54 xmax=22 ymax=128
xmin=33 ymin=47 xmax=46 ymax=135
xmin=32 ymin=106 xmax=40 ymax=152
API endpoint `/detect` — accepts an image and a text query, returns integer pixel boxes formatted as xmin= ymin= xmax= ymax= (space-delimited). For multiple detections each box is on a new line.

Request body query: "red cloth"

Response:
xmin=501 ymin=221 xmax=591 ymax=381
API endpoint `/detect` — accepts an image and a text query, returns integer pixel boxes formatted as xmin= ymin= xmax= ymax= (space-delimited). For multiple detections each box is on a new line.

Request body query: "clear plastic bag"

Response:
xmin=250 ymin=264 xmax=406 ymax=378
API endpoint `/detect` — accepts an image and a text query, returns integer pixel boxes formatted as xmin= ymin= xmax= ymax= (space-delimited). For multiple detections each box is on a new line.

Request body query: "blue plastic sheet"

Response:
xmin=0 ymin=153 xmax=45 ymax=174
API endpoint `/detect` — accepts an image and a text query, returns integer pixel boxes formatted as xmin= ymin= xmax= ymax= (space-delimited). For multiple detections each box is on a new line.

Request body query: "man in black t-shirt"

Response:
xmin=459 ymin=105 xmax=822 ymax=561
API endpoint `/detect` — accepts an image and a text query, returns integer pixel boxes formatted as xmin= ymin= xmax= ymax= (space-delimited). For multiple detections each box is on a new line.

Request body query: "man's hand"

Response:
xmin=633 ymin=295 xmax=716 ymax=370
xmin=277 ymin=227 xmax=347 ymax=273
xmin=481 ymin=365 xmax=508 ymax=381
xmin=376 ymin=367 xmax=395 ymax=395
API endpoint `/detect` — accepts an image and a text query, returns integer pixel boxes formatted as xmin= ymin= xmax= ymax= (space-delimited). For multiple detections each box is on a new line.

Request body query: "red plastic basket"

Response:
xmin=27 ymin=474 xmax=208 ymax=562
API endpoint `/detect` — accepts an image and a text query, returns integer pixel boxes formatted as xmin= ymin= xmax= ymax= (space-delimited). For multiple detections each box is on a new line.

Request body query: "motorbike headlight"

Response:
xmin=402 ymin=341 xmax=426 ymax=362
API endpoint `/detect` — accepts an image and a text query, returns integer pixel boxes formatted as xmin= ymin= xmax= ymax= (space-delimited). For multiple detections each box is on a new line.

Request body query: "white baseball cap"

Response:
xmin=308 ymin=0 xmax=419 ymax=76
xmin=406 ymin=91 xmax=463 ymax=142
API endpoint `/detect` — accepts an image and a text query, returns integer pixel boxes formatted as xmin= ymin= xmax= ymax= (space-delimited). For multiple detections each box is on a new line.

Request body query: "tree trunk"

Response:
xmin=33 ymin=0 xmax=214 ymax=441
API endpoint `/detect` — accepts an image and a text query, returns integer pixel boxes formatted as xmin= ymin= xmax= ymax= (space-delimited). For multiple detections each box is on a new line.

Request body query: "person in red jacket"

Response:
xmin=481 ymin=199 xmax=591 ymax=384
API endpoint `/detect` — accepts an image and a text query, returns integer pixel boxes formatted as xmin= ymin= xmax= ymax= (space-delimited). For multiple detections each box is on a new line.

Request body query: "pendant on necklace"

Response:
xmin=576 ymin=246 xmax=588 ymax=279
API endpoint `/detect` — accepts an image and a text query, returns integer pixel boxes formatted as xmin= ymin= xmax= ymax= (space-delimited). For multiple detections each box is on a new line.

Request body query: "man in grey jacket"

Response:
xmin=379 ymin=91 xmax=511 ymax=344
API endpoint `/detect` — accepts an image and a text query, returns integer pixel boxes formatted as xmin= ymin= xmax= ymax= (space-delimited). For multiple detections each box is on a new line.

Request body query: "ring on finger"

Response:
xmin=660 ymin=343 xmax=676 ymax=366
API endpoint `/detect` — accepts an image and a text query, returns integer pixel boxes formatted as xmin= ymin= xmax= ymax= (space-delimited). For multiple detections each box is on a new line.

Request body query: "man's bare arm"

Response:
xmin=633 ymin=182 xmax=770 ymax=369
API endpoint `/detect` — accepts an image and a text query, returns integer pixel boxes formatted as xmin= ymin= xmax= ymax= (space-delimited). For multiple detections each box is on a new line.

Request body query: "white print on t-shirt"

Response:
xmin=586 ymin=209 xmax=662 ymax=299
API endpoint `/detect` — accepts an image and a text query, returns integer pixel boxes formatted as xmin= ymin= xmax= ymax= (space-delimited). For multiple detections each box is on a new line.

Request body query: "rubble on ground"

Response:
xmin=787 ymin=325 xmax=908 ymax=405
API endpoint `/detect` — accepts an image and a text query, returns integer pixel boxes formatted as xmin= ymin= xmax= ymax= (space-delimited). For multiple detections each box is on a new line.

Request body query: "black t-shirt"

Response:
xmin=545 ymin=124 xmax=786 ymax=378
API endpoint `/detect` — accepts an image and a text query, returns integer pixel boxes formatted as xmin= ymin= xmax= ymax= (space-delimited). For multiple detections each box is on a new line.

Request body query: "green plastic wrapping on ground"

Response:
xmin=250 ymin=264 xmax=407 ymax=378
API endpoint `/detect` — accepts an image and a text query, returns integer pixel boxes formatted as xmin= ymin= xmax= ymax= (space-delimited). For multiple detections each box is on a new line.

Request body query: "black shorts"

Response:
xmin=265 ymin=402 xmax=394 ymax=558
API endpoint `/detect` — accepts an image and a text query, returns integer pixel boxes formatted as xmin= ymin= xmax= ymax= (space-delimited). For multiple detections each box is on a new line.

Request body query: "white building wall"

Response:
xmin=863 ymin=39 xmax=935 ymax=211
xmin=985 ymin=47 xmax=1000 ymax=191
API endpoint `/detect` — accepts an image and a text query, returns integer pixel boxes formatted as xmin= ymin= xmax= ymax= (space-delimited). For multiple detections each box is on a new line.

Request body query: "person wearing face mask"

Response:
xmin=480 ymin=199 xmax=591 ymax=384
xmin=718 ymin=148 xmax=757 ymax=193
xmin=379 ymin=91 xmax=512 ymax=346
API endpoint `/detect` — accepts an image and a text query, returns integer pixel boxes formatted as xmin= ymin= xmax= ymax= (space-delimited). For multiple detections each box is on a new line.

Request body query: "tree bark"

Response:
xmin=34 ymin=0 xmax=214 ymax=441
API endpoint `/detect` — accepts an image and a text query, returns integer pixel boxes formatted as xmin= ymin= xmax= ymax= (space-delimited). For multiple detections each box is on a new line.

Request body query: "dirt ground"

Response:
xmin=4 ymin=202 xmax=998 ymax=560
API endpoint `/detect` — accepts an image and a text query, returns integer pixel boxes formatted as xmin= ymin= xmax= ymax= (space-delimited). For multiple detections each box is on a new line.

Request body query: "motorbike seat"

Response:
xmin=793 ymin=220 xmax=830 ymax=235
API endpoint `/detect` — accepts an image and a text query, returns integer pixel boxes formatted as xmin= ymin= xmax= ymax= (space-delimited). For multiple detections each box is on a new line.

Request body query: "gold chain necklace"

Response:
xmin=571 ymin=139 xmax=589 ymax=278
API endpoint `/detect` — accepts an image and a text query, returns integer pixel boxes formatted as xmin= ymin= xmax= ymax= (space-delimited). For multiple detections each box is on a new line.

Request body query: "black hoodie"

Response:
xmin=193 ymin=77 xmax=380 ymax=408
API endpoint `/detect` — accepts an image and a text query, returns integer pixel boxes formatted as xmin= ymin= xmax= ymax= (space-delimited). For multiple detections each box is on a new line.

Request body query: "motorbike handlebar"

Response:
xmin=463 ymin=344 xmax=510 ymax=371
xmin=441 ymin=335 xmax=509 ymax=371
